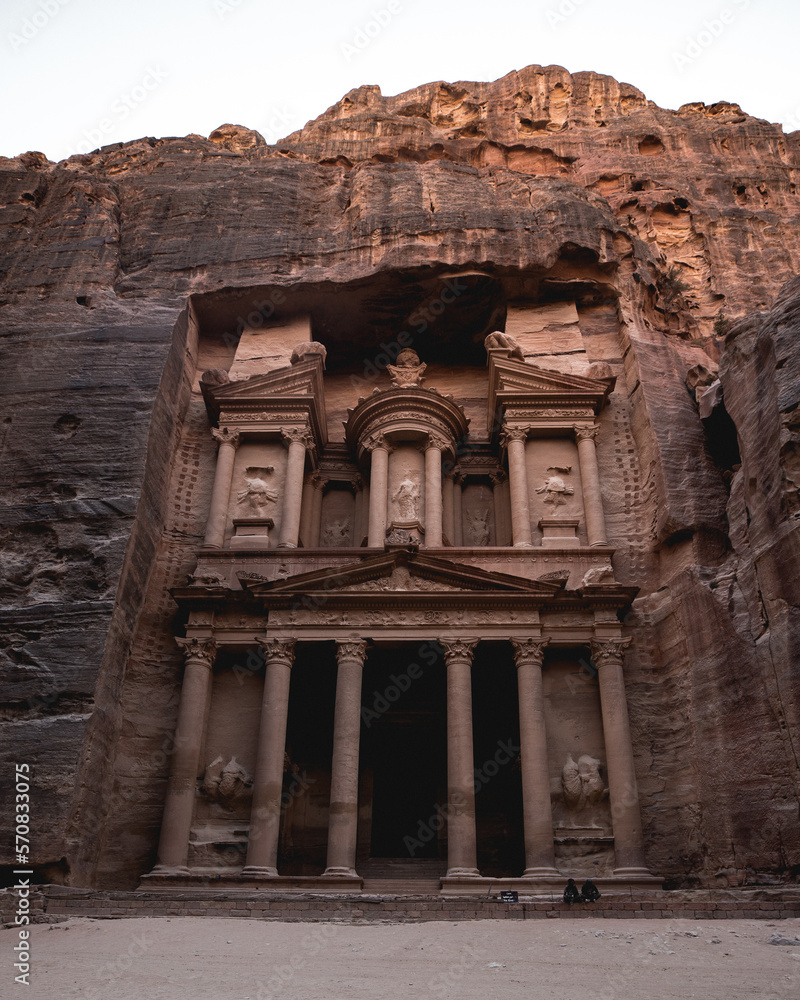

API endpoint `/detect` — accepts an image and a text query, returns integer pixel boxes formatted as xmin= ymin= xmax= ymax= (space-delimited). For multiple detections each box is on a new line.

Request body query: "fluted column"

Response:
xmin=424 ymin=434 xmax=445 ymax=547
xmin=575 ymin=425 xmax=608 ymax=546
xmin=442 ymin=474 xmax=455 ymax=545
xmin=324 ymin=640 xmax=368 ymax=876
xmin=308 ymin=474 xmax=328 ymax=547
xmin=511 ymin=638 xmax=559 ymax=875
xmin=591 ymin=638 xmax=648 ymax=873
xmin=490 ymin=470 xmax=509 ymax=546
xmin=204 ymin=427 xmax=241 ymax=547
xmin=367 ymin=434 xmax=390 ymax=547
xmin=502 ymin=425 xmax=533 ymax=547
xmin=152 ymin=637 xmax=217 ymax=872
xmin=452 ymin=469 xmax=464 ymax=546
xmin=242 ymin=639 xmax=296 ymax=876
xmin=441 ymin=639 xmax=480 ymax=877
xmin=278 ymin=426 xmax=312 ymax=548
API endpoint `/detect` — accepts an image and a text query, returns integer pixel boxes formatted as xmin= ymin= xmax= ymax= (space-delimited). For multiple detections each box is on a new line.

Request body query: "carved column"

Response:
xmin=308 ymin=474 xmax=328 ymax=547
xmin=511 ymin=639 xmax=559 ymax=875
xmin=502 ymin=425 xmax=533 ymax=547
xmin=152 ymin=637 xmax=217 ymax=872
xmin=324 ymin=640 xmax=368 ymax=876
xmin=299 ymin=475 xmax=315 ymax=548
xmin=575 ymin=425 xmax=608 ymax=546
xmin=204 ymin=427 xmax=241 ymax=548
xmin=356 ymin=476 xmax=369 ymax=547
xmin=278 ymin=426 xmax=312 ymax=548
xmin=490 ymin=470 xmax=509 ymax=546
xmin=242 ymin=639 xmax=295 ymax=876
xmin=591 ymin=638 xmax=648 ymax=873
xmin=442 ymin=473 xmax=455 ymax=545
xmin=367 ymin=434 xmax=390 ymax=547
xmin=452 ymin=469 xmax=464 ymax=546
xmin=441 ymin=639 xmax=480 ymax=877
xmin=424 ymin=434 xmax=445 ymax=547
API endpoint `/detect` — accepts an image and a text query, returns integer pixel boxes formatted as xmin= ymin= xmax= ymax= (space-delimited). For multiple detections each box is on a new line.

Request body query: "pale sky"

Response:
xmin=1 ymin=0 xmax=797 ymax=162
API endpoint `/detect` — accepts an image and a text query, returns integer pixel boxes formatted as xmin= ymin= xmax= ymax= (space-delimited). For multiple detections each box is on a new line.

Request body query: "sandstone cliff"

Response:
xmin=0 ymin=65 xmax=797 ymax=888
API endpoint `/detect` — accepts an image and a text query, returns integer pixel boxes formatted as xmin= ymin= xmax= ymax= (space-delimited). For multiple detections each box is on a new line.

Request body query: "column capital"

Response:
xmin=489 ymin=469 xmax=508 ymax=487
xmin=348 ymin=473 xmax=365 ymax=493
xmin=590 ymin=637 xmax=632 ymax=668
xmin=211 ymin=426 xmax=241 ymax=449
xmin=311 ymin=472 xmax=329 ymax=492
xmin=335 ymin=639 xmax=368 ymax=664
xmin=574 ymin=424 xmax=600 ymax=443
xmin=364 ymin=431 xmax=394 ymax=453
xmin=281 ymin=424 xmax=313 ymax=449
xmin=440 ymin=638 xmax=479 ymax=664
xmin=511 ymin=637 xmax=550 ymax=668
xmin=501 ymin=424 xmax=529 ymax=447
xmin=175 ymin=636 xmax=217 ymax=667
xmin=426 ymin=432 xmax=448 ymax=452
xmin=256 ymin=637 xmax=296 ymax=667
xmin=452 ymin=466 xmax=466 ymax=487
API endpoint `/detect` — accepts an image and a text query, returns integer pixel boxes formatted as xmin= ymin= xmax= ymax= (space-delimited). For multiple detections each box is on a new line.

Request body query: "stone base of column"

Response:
xmin=444 ymin=867 xmax=481 ymax=878
xmin=240 ymin=865 xmax=279 ymax=878
xmin=513 ymin=541 xmax=533 ymax=548
xmin=147 ymin=864 xmax=190 ymax=876
xmin=522 ymin=866 xmax=561 ymax=877
xmin=322 ymin=866 xmax=359 ymax=878
xmin=276 ymin=541 xmax=297 ymax=549
xmin=612 ymin=866 xmax=655 ymax=878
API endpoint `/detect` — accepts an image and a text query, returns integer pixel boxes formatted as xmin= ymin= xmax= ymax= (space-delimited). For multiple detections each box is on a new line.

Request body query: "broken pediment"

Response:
xmin=487 ymin=353 xmax=615 ymax=435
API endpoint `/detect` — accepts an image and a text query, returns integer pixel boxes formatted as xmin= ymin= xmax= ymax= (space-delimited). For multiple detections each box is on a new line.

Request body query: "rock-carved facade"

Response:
xmin=141 ymin=330 xmax=657 ymax=894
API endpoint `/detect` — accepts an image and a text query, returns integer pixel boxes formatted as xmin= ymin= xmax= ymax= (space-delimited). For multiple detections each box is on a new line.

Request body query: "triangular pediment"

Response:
xmin=238 ymin=549 xmax=563 ymax=601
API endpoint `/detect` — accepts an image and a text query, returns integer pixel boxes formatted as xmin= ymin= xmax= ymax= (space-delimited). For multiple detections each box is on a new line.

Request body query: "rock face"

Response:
xmin=0 ymin=65 xmax=798 ymax=889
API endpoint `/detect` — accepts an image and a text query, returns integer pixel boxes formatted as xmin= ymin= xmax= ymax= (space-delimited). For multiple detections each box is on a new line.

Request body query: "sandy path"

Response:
xmin=4 ymin=916 xmax=799 ymax=1000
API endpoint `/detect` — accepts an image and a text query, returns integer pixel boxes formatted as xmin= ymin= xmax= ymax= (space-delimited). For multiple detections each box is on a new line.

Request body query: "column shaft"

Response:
xmin=576 ymin=427 xmax=608 ymax=546
xmin=452 ymin=472 xmax=463 ymax=546
xmin=153 ymin=638 xmax=216 ymax=872
xmin=243 ymin=640 xmax=295 ymax=875
xmin=278 ymin=429 xmax=309 ymax=548
xmin=592 ymin=639 xmax=648 ymax=873
xmin=308 ymin=475 xmax=326 ymax=547
xmin=512 ymin=639 xmax=558 ymax=875
xmin=442 ymin=640 xmax=480 ymax=877
xmin=367 ymin=442 xmax=389 ymax=547
xmin=325 ymin=640 xmax=368 ymax=876
xmin=299 ymin=478 xmax=314 ymax=547
xmin=353 ymin=478 xmax=364 ymax=548
xmin=504 ymin=428 xmax=533 ymax=547
xmin=204 ymin=429 xmax=240 ymax=548
xmin=424 ymin=441 xmax=444 ymax=547
xmin=442 ymin=475 xmax=455 ymax=545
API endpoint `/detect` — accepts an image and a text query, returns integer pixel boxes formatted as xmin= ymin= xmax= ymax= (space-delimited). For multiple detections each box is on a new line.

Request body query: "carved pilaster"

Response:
xmin=502 ymin=423 xmax=533 ymax=547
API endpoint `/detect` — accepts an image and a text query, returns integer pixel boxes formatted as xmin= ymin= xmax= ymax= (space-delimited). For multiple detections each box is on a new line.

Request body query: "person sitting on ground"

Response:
xmin=580 ymin=878 xmax=601 ymax=903
xmin=562 ymin=878 xmax=581 ymax=905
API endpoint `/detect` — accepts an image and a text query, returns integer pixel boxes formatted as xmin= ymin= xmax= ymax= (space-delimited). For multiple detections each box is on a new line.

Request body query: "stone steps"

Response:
xmin=361 ymin=878 xmax=442 ymax=894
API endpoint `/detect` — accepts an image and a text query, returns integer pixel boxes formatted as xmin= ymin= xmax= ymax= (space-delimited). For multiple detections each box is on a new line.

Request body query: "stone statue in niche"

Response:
xmin=465 ymin=507 xmax=490 ymax=545
xmin=484 ymin=331 xmax=524 ymax=360
xmin=386 ymin=348 xmax=427 ymax=387
xmin=322 ymin=519 xmax=351 ymax=546
xmin=536 ymin=467 xmax=575 ymax=507
xmin=237 ymin=466 xmax=278 ymax=512
xmin=392 ymin=476 xmax=420 ymax=518
xmin=561 ymin=754 xmax=608 ymax=828
xmin=202 ymin=756 xmax=253 ymax=810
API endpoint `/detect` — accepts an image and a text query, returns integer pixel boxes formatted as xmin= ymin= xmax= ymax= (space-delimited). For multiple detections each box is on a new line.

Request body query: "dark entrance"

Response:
xmin=361 ymin=645 xmax=446 ymax=861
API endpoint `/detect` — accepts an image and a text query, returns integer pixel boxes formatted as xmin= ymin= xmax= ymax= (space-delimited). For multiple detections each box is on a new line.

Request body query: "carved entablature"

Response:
xmin=486 ymin=352 xmax=615 ymax=441
xmin=345 ymin=383 xmax=470 ymax=465
xmin=200 ymin=347 xmax=328 ymax=453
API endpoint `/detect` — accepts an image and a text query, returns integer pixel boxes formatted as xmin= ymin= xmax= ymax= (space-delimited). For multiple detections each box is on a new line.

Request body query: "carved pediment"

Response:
xmin=487 ymin=354 xmax=614 ymax=434
xmin=238 ymin=549 xmax=564 ymax=604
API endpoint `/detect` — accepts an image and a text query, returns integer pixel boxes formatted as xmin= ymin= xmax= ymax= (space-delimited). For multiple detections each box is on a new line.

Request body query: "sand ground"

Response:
xmin=4 ymin=916 xmax=799 ymax=999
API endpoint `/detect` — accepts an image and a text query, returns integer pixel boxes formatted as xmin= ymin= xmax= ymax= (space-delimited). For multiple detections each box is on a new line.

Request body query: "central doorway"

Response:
xmin=360 ymin=644 xmax=446 ymax=871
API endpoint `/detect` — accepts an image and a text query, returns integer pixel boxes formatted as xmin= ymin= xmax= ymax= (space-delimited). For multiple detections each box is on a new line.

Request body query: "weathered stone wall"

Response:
xmin=0 ymin=65 xmax=798 ymax=889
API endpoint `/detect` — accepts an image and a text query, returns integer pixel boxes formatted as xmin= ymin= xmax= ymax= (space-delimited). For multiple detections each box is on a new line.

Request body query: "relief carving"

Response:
xmin=465 ymin=507 xmax=490 ymax=545
xmin=237 ymin=466 xmax=278 ymax=512
xmin=322 ymin=519 xmax=352 ymax=546
xmin=392 ymin=476 xmax=420 ymax=519
xmin=558 ymin=754 xmax=609 ymax=832
xmin=535 ymin=472 xmax=575 ymax=507
xmin=202 ymin=756 xmax=253 ymax=809
xmin=484 ymin=331 xmax=524 ymax=360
